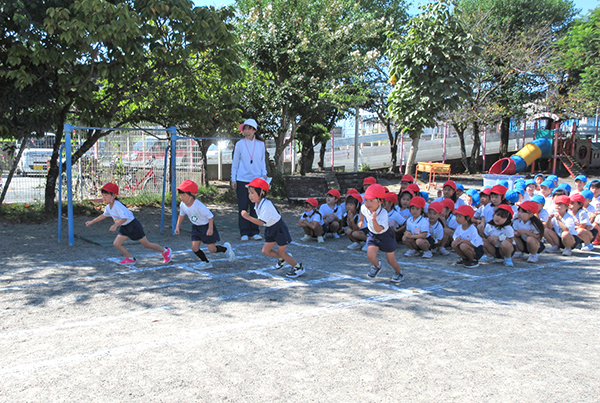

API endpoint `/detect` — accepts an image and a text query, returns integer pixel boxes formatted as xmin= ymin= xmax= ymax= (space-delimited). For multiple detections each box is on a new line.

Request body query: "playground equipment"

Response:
xmin=488 ymin=138 xmax=552 ymax=175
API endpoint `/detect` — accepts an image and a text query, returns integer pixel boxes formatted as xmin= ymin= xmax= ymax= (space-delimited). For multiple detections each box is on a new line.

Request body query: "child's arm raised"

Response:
xmin=86 ymin=214 xmax=107 ymax=227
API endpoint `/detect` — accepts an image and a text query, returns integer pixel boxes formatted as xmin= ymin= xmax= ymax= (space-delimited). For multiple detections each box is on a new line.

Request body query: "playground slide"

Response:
xmin=489 ymin=138 xmax=553 ymax=175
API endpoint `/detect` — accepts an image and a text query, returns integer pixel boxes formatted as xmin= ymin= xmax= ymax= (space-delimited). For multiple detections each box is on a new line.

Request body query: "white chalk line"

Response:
xmin=2 ymin=254 xmax=597 ymax=377
xmin=0 ymin=306 xmax=172 ymax=340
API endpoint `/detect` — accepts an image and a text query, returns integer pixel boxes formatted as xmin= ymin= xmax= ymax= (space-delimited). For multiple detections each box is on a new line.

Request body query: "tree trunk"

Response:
xmin=404 ymin=133 xmax=420 ymax=176
xmin=452 ymin=123 xmax=469 ymax=173
xmin=470 ymin=121 xmax=482 ymax=173
xmin=0 ymin=136 xmax=29 ymax=205
xmin=386 ymin=122 xmax=399 ymax=173
xmin=318 ymin=138 xmax=326 ymax=170
xmin=499 ymin=116 xmax=510 ymax=158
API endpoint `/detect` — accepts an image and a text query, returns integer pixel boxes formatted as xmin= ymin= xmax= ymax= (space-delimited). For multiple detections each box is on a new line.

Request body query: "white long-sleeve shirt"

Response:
xmin=231 ymin=138 xmax=267 ymax=183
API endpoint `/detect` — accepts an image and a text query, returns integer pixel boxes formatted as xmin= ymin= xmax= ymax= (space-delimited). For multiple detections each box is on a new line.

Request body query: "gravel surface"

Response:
xmin=1 ymin=193 xmax=599 ymax=402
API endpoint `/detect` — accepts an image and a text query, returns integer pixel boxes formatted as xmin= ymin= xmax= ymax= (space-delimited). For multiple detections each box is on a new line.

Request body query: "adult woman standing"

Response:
xmin=231 ymin=118 xmax=268 ymax=241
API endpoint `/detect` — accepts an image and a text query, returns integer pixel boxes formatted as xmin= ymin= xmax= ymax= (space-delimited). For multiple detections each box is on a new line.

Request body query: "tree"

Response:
xmin=0 ymin=0 xmax=239 ymax=210
xmin=388 ymin=0 xmax=475 ymax=175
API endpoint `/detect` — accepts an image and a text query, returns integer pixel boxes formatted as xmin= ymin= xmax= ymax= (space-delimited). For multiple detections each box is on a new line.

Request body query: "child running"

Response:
xmin=174 ymin=180 xmax=235 ymax=268
xmin=86 ymin=183 xmax=172 ymax=265
xmin=481 ymin=204 xmax=515 ymax=266
xmin=451 ymin=205 xmax=484 ymax=268
xmin=359 ymin=184 xmax=404 ymax=283
xmin=241 ymin=178 xmax=305 ymax=278
xmin=513 ymin=200 xmax=545 ymax=263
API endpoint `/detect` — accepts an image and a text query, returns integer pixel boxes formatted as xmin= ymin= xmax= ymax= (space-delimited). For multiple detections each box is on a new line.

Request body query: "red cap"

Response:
xmin=401 ymin=174 xmax=414 ymax=183
xmin=443 ymin=180 xmax=457 ymax=191
xmin=441 ymin=198 xmax=455 ymax=212
xmin=496 ymin=204 xmax=513 ymax=214
xmin=409 ymin=196 xmax=426 ymax=209
xmin=570 ymin=193 xmax=585 ymax=204
xmin=327 ymin=189 xmax=341 ymax=199
xmin=519 ymin=201 xmax=539 ymax=214
xmin=246 ymin=178 xmax=269 ymax=192
xmin=554 ymin=195 xmax=571 ymax=206
xmin=491 ymin=184 xmax=507 ymax=196
xmin=400 ymin=189 xmax=415 ymax=197
xmin=455 ymin=205 xmax=475 ymax=218
xmin=384 ymin=192 xmax=398 ymax=204
xmin=177 ymin=180 xmax=198 ymax=194
xmin=101 ymin=182 xmax=119 ymax=195
xmin=363 ymin=176 xmax=377 ymax=185
xmin=364 ymin=184 xmax=386 ymax=200
xmin=306 ymin=198 xmax=319 ymax=208
xmin=347 ymin=193 xmax=363 ymax=204
xmin=406 ymin=184 xmax=421 ymax=193
xmin=428 ymin=201 xmax=444 ymax=214
xmin=347 ymin=188 xmax=359 ymax=195
xmin=481 ymin=188 xmax=492 ymax=195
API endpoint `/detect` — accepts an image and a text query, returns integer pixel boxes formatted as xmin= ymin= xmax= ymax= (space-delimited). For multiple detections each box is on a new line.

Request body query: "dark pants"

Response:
xmin=236 ymin=181 xmax=260 ymax=237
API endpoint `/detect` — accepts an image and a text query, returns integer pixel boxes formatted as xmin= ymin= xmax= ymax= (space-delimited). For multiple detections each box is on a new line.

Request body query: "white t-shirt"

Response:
xmin=360 ymin=204 xmax=389 ymax=234
xmin=406 ymin=215 xmax=429 ymax=236
xmin=453 ymin=224 xmax=484 ymax=247
xmin=179 ymin=199 xmax=213 ymax=226
xmin=103 ymin=200 xmax=134 ymax=225
xmin=512 ymin=219 xmax=541 ymax=240
xmin=388 ymin=207 xmax=407 ymax=228
xmin=429 ymin=220 xmax=444 ymax=242
xmin=300 ymin=210 xmax=324 ymax=225
xmin=445 ymin=213 xmax=459 ymax=230
xmin=256 ymin=198 xmax=281 ymax=227
xmin=319 ymin=203 xmax=343 ymax=220
xmin=550 ymin=212 xmax=577 ymax=236
xmin=571 ymin=208 xmax=590 ymax=228
xmin=484 ymin=223 xmax=515 ymax=240
xmin=474 ymin=203 xmax=487 ymax=219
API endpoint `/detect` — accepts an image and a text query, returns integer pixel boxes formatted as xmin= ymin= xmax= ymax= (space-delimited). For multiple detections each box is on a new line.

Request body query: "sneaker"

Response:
xmin=438 ymin=247 xmax=450 ymax=256
xmin=286 ymin=264 xmax=305 ymax=278
xmin=317 ymin=236 xmax=325 ymax=243
xmin=301 ymin=234 xmax=313 ymax=241
xmin=593 ymin=238 xmax=600 ymax=246
xmin=361 ymin=243 xmax=369 ymax=251
xmin=241 ymin=235 xmax=249 ymax=241
xmin=581 ymin=243 xmax=594 ymax=252
xmin=162 ymin=247 xmax=172 ymax=263
xmin=275 ymin=258 xmax=286 ymax=270
xmin=527 ymin=254 xmax=539 ymax=263
xmin=251 ymin=234 xmax=263 ymax=241
xmin=422 ymin=250 xmax=433 ymax=259
xmin=195 ymin=261 xmax=213 ymax=269
xmin=513 ymin=251 xmax=523 ymax=258
xmin=504 ymin=257 xmax=514 ymax=267
xmin=224 ymin=242 xmax=235 ymax=262
xmin=367 ymin=264 xmax=382 ymax=278
xmin=390 ymin=272 xmax=404 ymax=283
xmin=562 ymin=248 xmax=572 ymax=256
xmin=547 ymin=245 xmax=560 ymax=253
xmin=332 ymin=233 xmax=340 ymax=239
xmin=347 ymin=242 xmax=362 ymax=250
xmin=463 ymin=260 xmax=480 ymax=268
xmin=479 ymin=255 xmax=494 ymax=263
xmin=119 ymin=257 xmax=136 ymax=265
xmin=404 ymin=249 xmax=419 ymax=257
xmin=455 ymin=258 xmax=468 ymax=266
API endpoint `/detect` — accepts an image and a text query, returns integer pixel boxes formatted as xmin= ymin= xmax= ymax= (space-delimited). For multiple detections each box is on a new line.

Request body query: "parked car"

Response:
xmin=17 ymin=133 xmax=55 ymax=176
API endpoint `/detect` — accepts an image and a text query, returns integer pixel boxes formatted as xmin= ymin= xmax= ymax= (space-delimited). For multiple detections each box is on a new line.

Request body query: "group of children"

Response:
xmin=87 ymin=172 xmax=600 ymax=284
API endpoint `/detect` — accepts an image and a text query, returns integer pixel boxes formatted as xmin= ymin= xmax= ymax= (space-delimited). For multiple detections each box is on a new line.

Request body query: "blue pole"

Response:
xmin=170 ymin=132 xmax=178 ymax=234
xmin=160 ymin=145 xmax=170 ymax=233
xmin=64 ymin=124 xmax=75 ymax=246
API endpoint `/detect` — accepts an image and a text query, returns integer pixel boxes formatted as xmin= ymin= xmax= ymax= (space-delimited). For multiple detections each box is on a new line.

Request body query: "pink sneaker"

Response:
xmin=119 ymin=257 xmax=136 ymax=265
xmin=162 ymin=247 xmax=172 ymax=263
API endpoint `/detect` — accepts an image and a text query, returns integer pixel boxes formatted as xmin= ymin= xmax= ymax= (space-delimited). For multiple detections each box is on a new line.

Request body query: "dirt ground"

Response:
xmin=1 ymin=180 xmax=599 ymax=402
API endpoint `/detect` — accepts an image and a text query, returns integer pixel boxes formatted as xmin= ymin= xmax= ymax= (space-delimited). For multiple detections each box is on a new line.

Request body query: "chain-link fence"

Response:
xmin=1 ymin=130 xmax=213 ymax=204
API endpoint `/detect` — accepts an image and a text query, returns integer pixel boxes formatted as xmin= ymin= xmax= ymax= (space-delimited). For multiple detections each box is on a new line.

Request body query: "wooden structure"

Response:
xmin=415 ymin=162 xmax=451 ymax=190
xmin=283 ymin=175 xmax=330 ymax=202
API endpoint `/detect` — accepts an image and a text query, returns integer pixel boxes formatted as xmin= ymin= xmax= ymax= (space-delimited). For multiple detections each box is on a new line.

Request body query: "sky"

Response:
xmin=192 ymin=0 xmax=600 ymax=15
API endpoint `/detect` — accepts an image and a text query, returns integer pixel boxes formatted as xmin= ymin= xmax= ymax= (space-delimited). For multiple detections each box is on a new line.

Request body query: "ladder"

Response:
xmin=558 ymin=153 xmax=584 ymax=179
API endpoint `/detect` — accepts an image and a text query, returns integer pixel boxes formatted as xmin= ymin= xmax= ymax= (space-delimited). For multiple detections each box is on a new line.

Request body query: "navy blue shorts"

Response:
xmin=191 ymin=223 xmax=221 ymax=244
xmin=366 ymin=228 xmax=397 ymax=253
xmin=559 ymin=235 xmax=582 ymax=250
xmin=119 ymin=218 xmax=146 ymax=241
xmin=591 ymin=228 xmax=599 ymax=239
xmin=264 ymin=219 xmax=292 ymax=246
xmin=493 ymin=244 xmax=515 ymax=258
xmin=416 ymin=235 xmax=436 ymax=251
xmin=474 ymin=245 xmax=484 ymax=261
xmin=524 ymin=240 xmax=545 ymax=254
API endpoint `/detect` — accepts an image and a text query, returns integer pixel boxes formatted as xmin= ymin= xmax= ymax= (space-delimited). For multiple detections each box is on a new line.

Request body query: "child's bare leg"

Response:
xmin=191 ymin=240 xmax=201 ymax=253
xmin=385 ymin=252 xmax=402 ymax=273
xmin=499 ymin=240 xmax=513 ymax=257
xmin=353 ymin=231 xmax=367 ymax=242
xmin=114 ymin=234 xmax=132 ymax=257
xmin=138 ymin=236 xmax=165 ymax=253
xmin=329 ymin=221 xmax=340 ymax=234
xmin=544 ymin=229 xmax=559 ymax=246
xmin=366 ymin=245 xmax=379 ymax=267
xmin=578 ymin=229 xmax=593 ymax=244
xmin=526 ymin=237 xmax=540 ymax=253
xmin=277 ymin=244 xmax=297 ymax=266
xmin=514 ymin=237 xmax=525 ymax=252
xmin=416 ymin=238 xmax=430 ymax=251
xmin=459 ymin=243 xmax=476 ymax=261
xmin=452 ymin=240 xmax=466 ymax=260
xmin=403 ymin=237 xmax=417 ymax=249
xmin=483 ymin=239 xmax=495 ymax=256
xmin=207 ymin=244 xmax=217 ymax=253
xmin=262 ymin=242 xmax=279 ymax=258
xmin=561 ymin=233 xmax=575 ymax=249
xmin=308 ymin=222 xmax=323 ymax=236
